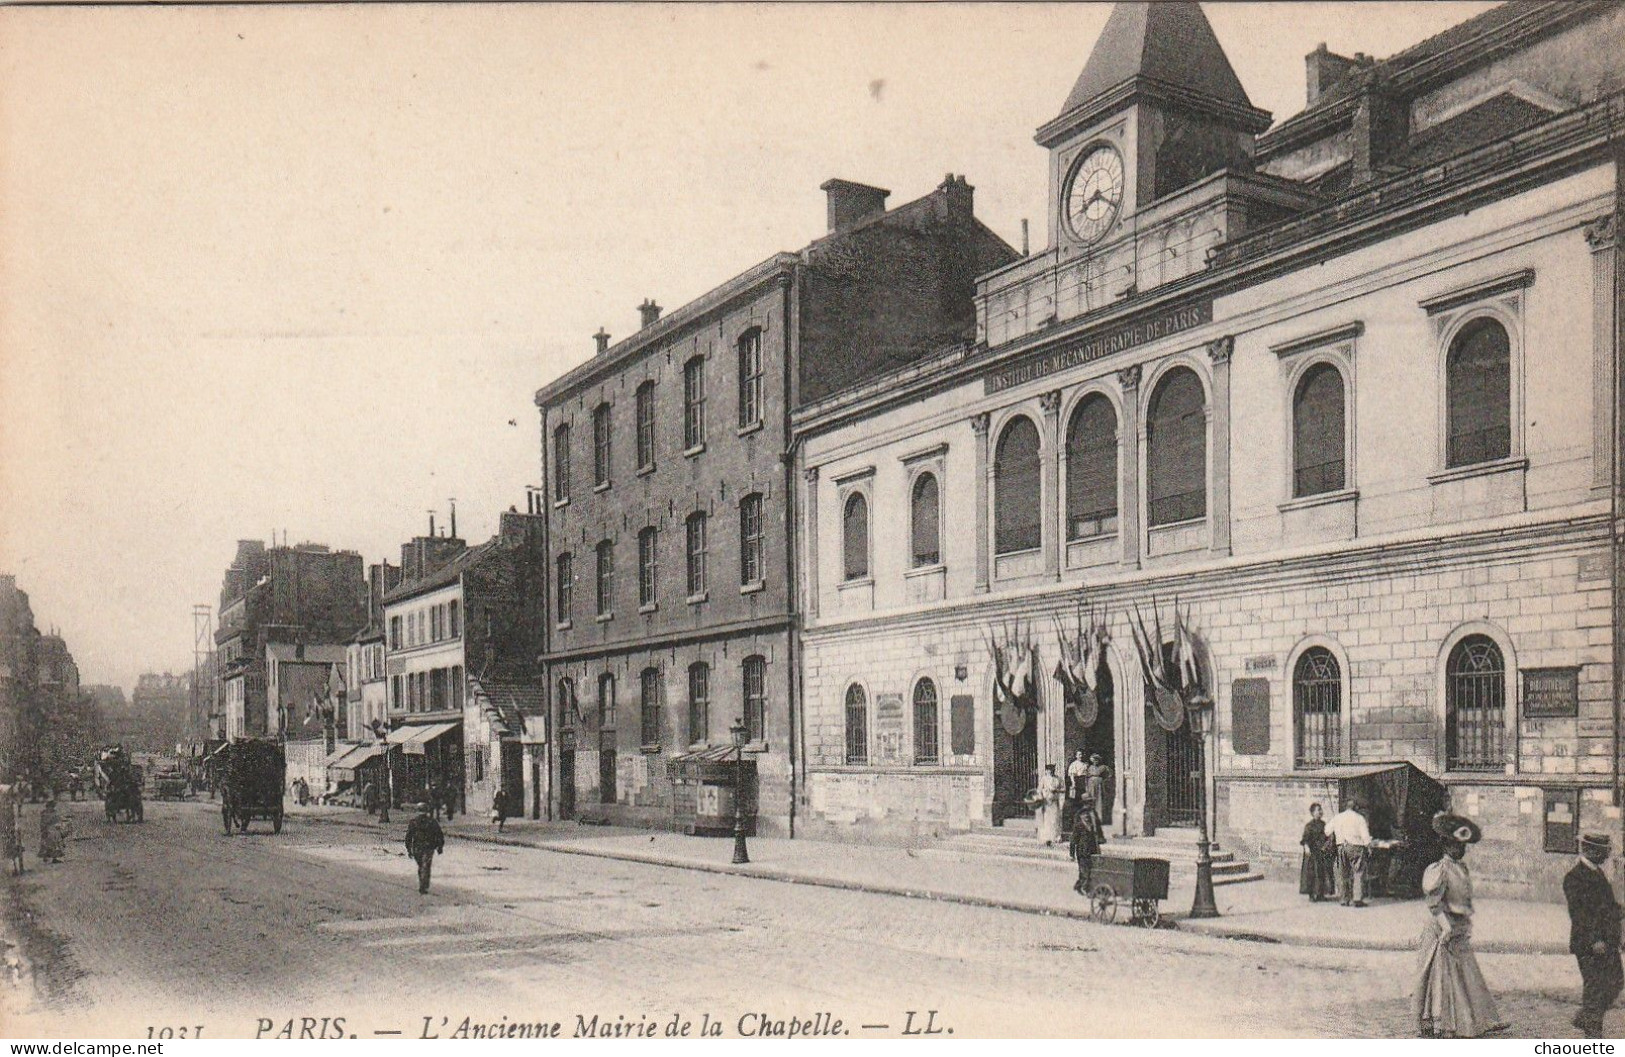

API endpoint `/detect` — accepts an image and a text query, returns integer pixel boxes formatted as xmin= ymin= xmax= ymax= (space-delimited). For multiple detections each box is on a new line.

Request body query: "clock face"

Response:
xmin=1065 ymin=144 xmax=1125 ymax=245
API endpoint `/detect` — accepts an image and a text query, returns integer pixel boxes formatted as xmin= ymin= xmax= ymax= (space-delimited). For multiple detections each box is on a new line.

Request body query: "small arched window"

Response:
xmin=994 ymin=417 xmax=1041 ymax=554
xmin=640 ymin=667 xmax=662 ymax=746
xmin=910 ymin=473 xmax=940 ymax=567
xmin=1293 ymin=363 xmax=1346 ymax=497
xmin=1445 ymin=318 xmax=1511 ymax=468
xmin=843 ymin=492 xmax=869 ymax=580
xmin=1147 ymin=367 xmax=1206 ymax=527
xmin=844 ymin=684 xmax=868 ymax=765
xmin=1066 ymin=394 xmax=1118 ymax=539
xmin=912 ymin=678 xmax=939 ymax=765
xmin=1446 ymin=634 xmax=1505 ymax=771
xmin=1293 ymin=646 xmax=1342 ymax=767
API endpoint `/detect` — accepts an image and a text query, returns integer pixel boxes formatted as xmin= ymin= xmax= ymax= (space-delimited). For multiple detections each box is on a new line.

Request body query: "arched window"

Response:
xmin=552 ymin=424 xmax=571 ymax=502
xmin=737 ymin=329 xmax=763 ymax=429
xmin=912 ymin=678 xmax=939 ymax=764
xmin=1446 ymin=318 xmax=1511 ymax=468
xmin=1066 ymin=394 xmax=1118 ymax=539
xmin=1147 ymin=367 xmax=1206 ymax=527
xmin=595 ymin=539 xmax=614 ymax=617
xmin=844 ymin=684 xmax=868 ymax=764
xmin=637 ymin=527 xmax=658 ymax=607
xmin=597 ymin=672 xmax=616 ymax=730
xmin=687 ymin=662 xmax=710 ymax=745
xmin=739 ymin=493 xmax=764 ymax=586
xmin=742 ymin=655 xmax=766 ymax=742
xmin=1293 ymin=646 xmax=1342 ymax=766
xmin=683 ymin=356 xmax=707 ymax=450
xmin=640 ymin=667 xmax=662 ymax=746
xmin=994 ymin=416 xmax=1041 ymax=554
xmin=1293 ymin=363 xmax=1346 ymax=497
xmin=910 ymin=473 xmax=940 ymax=567
xmin=843 ymin=492 xmax=869 ymax=580
xmin=1446 ymin=634 xmax=1505 ymax=771
xmin=635 ymin=381 xmax=656 ymax=471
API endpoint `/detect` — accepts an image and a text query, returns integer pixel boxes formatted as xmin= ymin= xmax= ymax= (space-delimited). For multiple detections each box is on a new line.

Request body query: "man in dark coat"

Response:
xmin=1565 ymin=832 xmax=1623 ymax=1038
xmin=405 ymin=802 xmax=445 ymax=895
xmin=1070 ymin=795 xmax=1104 ymax=896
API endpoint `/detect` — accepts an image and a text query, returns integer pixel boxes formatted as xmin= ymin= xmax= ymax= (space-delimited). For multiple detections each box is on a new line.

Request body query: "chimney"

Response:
xmin=1304 ymin=43 xmax=1369 ymax=107
xmin=449 ymin=499 xmax=457 ymax=540
xmin=593 ymin=328 xmax=611 ymax=355
xmin=820 ymin=178 xmax=890 ymax=232
xmin=1350 ymin=71 xmax=1407 ymax=187
xmin=428 ymin=510 xmax=436 ymax=538
xmin=638 ymin=299 xmax=662 ymax=328
xmin=934 ymin=173 xmax=974 ymax=222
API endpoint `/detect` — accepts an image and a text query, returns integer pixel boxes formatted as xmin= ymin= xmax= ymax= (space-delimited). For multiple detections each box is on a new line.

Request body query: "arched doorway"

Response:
xmin=1143 ymin=640 xmax=1206 ymax=830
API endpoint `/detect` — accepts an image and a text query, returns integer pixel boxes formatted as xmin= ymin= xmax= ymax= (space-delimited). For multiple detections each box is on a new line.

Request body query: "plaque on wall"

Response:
xmin=950 ymin=694 xmax=975 ymax=756
xmin=875 ymin=693 xmax=905 ymax=764
xmin=1544 ymin=787 xmax=1580 ymax=854
xmin=1523 ymin=667 xmax=1580 ymax=719
xmin=1231 ymin=678 xmax=1270 ymax=756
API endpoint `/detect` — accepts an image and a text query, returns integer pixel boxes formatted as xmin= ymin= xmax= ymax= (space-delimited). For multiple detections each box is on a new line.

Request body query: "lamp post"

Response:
xmin=730 ymin=717 xmax=749 ymax=865
xmin=1190 ymin=703 xmax=1220 ymax=919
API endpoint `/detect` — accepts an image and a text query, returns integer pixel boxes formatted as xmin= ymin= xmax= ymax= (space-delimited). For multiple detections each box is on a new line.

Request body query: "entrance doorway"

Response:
xmin=559 ymin=749 xmax=576 ymax=820
xmin=598 ymin=731 xmax=617 ymax=805
xmin=500 ymin=740 xmax=523 ymax=807
xmin=993 ymin=710 xmax=1038 ymax=823
xmin=1062 ymin=660 xmax=1115 ymax=817
xmin=1145 ymin=712 xmax=1202 ymax=829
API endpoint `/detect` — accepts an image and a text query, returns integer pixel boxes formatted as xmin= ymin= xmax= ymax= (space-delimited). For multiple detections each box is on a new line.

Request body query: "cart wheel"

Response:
xmin=1090 ymin=884 xmax=1118 ymax=923
xmin=1133 ymin=899 xmax=1160 ymax=928
xmin=272 ymin=810 xmax=283 ymax=834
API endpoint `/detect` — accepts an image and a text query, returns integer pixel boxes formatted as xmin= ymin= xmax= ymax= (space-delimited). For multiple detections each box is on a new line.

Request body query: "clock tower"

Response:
xmin=1036 ymin=2 xmax=1272 ymax=255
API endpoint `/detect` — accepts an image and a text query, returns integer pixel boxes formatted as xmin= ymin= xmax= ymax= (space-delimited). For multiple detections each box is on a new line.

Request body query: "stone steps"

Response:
xmin=934 ymin=823 xmax=1266 ymax=885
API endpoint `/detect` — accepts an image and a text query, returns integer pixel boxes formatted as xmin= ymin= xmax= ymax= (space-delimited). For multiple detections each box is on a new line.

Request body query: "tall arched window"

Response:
xmin=635 ymin=381 xmax=656 ymax=471
xmin=640 ymin=667 xmax=662 ymax=746
xmin=1293 ymin=647 xmax=1342 ymax=766
xmin=683 ymin=356 xmax=707 ymax=450
xmin=994 ymin=416 xmax=1041 ymax=554
xmin=742 ymin=655 xmax=766 ymax=742
xmin=597 ymin=672 xmax=616 ymax=730
xmin=685 ymin=512 xmax=708 ymax=597
xmin=1445 ymin=318 xmax=1511 ymax=468
xmin=910 ymin=473 xmax=940 ymax=567
xmin=737 ymin=329 xmax=763 ymax=429
xmin=593 ymin=402 xmax=612 ymax=487
xmin=1293 ymin=363 xmax=1346 ymax=497
xmin=843 ymin=492 xmax=869 ymax=580
xmin=912 ymin=678 xmax=939 ymax=764
xmin=739 ymin=493 xmax=764 ymax=586
xmin=687 ymin=662 xmax=710 ymax=745
xmin=844 ymin=684 xmax=868 ymax=765
xmin=552 ymin=423 xmax=571 ymax=502
xmin=1147 ymin=367 xmax=1207 ymax=527
xmin=554 ymin=552 xmax=573 ymax=623
xmin=1066 ymin=394 xmax=1118 ymax=539
xmin=638 ymin=527 xmax=658 ymax=607
xmin=1446 ymin=634 xmax=1505 ymax=771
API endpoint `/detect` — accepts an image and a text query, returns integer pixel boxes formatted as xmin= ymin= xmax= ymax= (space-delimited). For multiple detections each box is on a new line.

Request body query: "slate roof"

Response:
xmin=382 ymin=540 xmax=495 ymax=605
xmin=1399 ymin=92 xmax=1558 ymax=168
xmin=469 ymin=673 xmax=545 ymax=737
xmin=1054 ymin=1 xmax=1255 ymax=121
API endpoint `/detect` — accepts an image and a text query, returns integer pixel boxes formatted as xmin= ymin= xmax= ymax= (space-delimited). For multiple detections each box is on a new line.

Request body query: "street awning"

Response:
xmin=326 ymin=743 xmax=385 ymax=780
xmin=388 ymin=722 xmax=459 ymax=756
xmin=666 ymin=745 xmax=749 ymax=783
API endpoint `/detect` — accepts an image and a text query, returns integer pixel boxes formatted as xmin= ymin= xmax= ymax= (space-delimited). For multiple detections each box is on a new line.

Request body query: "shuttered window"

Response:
xmin=1293 ymin=363 xmax=1346 ymax=497
xmin=1147 ymin=368 xmax=1206 ymax=527
xmin=1065 ymin=394 xmax=1118 ymax=539
xmin=595 ymin=540 xmax=614 ymax=617
xmin=685 ymin=513 xmax=707 ymax=597
xmin=593 ymin=403 xmax=612 ymax=487
xmin=554 ymin=553 xmax=572 ymax=622
xmin=683 ymin=357 xmax=707 ymax=449
xmin=1446 ymin=318 xmax=1511 ymax=467
xmin=994 ymin=417 xmax=1041 ymax=554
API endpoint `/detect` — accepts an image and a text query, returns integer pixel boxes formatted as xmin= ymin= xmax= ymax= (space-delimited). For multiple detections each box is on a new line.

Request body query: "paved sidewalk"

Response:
xmin=284 ymin=803 xmax=1571 ymax=955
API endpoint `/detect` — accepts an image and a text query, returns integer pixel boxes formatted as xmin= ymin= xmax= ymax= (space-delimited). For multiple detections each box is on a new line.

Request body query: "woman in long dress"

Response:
xmin=1035 ymin=765 xmax=1064 ymax=846
xmin=37 ymin=797 xmax=64 ymax=864
xmin=1299 ymin=802 xmax=1334 ymax=902
xmin=1085 ymin=754 xmax=1112 ymax=827
xmin=1414 ymin=813 xmax=1507 ymax=1038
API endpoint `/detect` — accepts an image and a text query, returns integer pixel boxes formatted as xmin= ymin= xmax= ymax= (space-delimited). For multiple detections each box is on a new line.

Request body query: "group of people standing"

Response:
xmin=1298 ymin=799 xmax=1376 ymax=906
xmin=1035 ymin=751 xmax=1112 ymax=845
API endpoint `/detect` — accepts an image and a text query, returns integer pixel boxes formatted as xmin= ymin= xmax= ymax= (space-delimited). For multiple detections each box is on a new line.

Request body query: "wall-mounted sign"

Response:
xmin=1523 ymin=667 xmax=1580 ymax=719
xmin=875 ymin=693 xmax=905 ymax=764
xmin=984 ymin=297 xmax=1214 ymax=395
xmin=1231 ymin=678 xmax=1270 ymax=756
xmin=1244 ymin=655 xmax=1278 ymax=673
xmin=950 ymin=695 xmax=975 ymax=756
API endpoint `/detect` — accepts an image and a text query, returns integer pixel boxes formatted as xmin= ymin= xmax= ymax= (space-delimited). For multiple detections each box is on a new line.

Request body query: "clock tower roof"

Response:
xmin=1039 ymin=1 xmax=1270 ymax=148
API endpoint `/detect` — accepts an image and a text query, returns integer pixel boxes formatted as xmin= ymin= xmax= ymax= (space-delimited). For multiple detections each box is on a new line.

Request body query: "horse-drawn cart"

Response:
xmin=97 ymin=747 xmax=144 ymax=824
xmin=1086 ymin=854 xmax=1169 ymax=927
xmin=218 ymin=738 xmax=285 ymax=834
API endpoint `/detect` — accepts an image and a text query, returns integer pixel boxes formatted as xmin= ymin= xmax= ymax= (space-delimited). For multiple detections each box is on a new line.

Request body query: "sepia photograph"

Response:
xmin=1 ymin=0 xmax=1623 ymax=1042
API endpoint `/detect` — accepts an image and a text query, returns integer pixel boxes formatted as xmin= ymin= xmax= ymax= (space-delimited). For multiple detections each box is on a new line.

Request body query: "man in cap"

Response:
xmin=1564 ymin=832 xmax=1622 ymax=1037
xmin=404 ymin=802 xmax=445 ymax=895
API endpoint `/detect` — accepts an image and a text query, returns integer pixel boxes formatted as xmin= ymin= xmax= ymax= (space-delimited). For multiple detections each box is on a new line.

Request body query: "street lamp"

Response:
xmin=729 ymin=717 xmax=749 ymax=865
xmin=1189 ymin=702 xmax=1220 ymax=919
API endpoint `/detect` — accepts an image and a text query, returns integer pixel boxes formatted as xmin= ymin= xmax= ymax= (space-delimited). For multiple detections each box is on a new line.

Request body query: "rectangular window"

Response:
xmin=391 ymin=675 xmax=403 ymax=711
xmin=688 ymin=664 xmax=709 ymax=745
xmin=683 ymin=357 xmax=707 ymax=449
xmin=739 ymin=494 xmax=764 ymax=586
xmin=636 ymin=383 xmax=655 ymax=470
xmin=451 ymin=665 xmax=464 ymax=711
xmin=638 ymin=528 xmax=658 ymax=607
xmin=640 ymin=668 xmax=661 ymax=746
xmin=599 ymin=674 xmax=616 ymax=730
xmin=737 ymin=330 xmax=762 ymax=428
xmin=596 ymin=541 xmax=615 ymax=617
xmin=686 ymin=513 xmax=708 ymax=597
xmin=556 ymin=553 xmax=573 ymax=622
xmin=553 ymin=424 xmax=571 ymax=502
xmin=390 ymin=616 xmax=402 ymax=650
xmin=430 ymin=668 xmax=446 ymax=711
xmin=448 ymin=599 xmax=460 ymax=638
xmin=743 ymin=656 xmax=765 ymax=742
xmin=593 ymin=403 xmax=612 ymax=488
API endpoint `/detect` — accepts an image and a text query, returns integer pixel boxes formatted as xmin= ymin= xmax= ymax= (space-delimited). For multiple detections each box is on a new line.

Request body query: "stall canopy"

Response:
xmin=325 ymin=743 xmax=385 ymax=781
xmin=388 ymin=722 xmax=459 ymax=756
xmin=1298 ymin=761 xmax=1447 ymax=897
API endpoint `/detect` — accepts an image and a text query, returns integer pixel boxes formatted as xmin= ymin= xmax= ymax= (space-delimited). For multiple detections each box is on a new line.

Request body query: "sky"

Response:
xmin=0 ymin=1 xmax=1498 ymax=691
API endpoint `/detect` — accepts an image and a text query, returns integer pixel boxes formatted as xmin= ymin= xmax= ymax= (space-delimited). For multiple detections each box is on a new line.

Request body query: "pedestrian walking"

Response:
xmin=1299 ymin=803 xmax=1334 ymax=902
xmin=1329 ymin=799 xmax=1372 ymax=907
xmin=490 ymin=788 xmax=509 ymax=833
xmin=442 ymin=780 xmax=457 ymax=821
xmin=1070 ymin=794 xmax=1104 ymax=896
xmin=37 ymin=797 xmax=64 ymax=864
xmin=404 ymin=802 xmax=445 ymax=895
xmin=1035 ymin=764 xmax=1064 ymax=846
xmin=1564 ymin=832 xmax=1622 ymax=1038
xmin=425 ymin=780 xmax=442 ymax=820
xmin=360 ymin=779 xmax=379 ymax=817
xmin=2 ymin=785 xmax=23 ymax=876
xmin=1414 ymin=812 xmax=1507 ymax=1038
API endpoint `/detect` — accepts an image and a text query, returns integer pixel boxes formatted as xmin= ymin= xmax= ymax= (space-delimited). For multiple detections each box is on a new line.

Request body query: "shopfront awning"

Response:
xmin=326 ymin=743 xmax=385 ymax=780
xmin=666 ymin=745 xmax=748 ymax=784
xmin=388 ymin=722 xmax=459 ymax=756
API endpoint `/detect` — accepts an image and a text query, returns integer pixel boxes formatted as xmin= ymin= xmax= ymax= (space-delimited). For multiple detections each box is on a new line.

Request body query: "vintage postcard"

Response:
xmin=1 ymin=0 xmax=1622 ymax=1042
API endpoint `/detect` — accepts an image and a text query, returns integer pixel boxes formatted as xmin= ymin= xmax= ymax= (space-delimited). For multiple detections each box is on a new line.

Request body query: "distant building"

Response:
xmin=344 ymin=562 xmax=399 ymax=744
xmin=109 ymin=672 xmax=191 ymax=756
xmin=0 ymin=575 xmax=95 ymax=784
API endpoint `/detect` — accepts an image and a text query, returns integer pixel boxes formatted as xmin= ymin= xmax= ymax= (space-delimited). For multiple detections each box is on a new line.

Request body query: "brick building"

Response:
xmin=214 ymin=539 xmax=368 ymax=740
xmin=793 ymin=0 xmax=1625 ymax=899
xmin=536 ymin=177 xmax=1016 ymax=835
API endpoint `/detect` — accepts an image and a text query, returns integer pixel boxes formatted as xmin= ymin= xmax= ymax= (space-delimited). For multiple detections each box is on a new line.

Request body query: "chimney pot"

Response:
xmin=638 ymin=299 xmax=662 ymax=328
xmin=593 ymin=328 xmax=611 ymax=355
xmin=819 ymin=178 xmax=890 ymax=232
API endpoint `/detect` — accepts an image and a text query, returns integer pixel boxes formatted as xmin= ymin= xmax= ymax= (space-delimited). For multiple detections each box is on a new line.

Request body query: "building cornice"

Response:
xmin=539 ymin=614 xmax=793 ymax=667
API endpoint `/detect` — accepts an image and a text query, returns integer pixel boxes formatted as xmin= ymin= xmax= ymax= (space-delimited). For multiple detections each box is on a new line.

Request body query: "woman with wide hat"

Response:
xmin=1413 ymin=812 xmax=1508 ymax=1038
